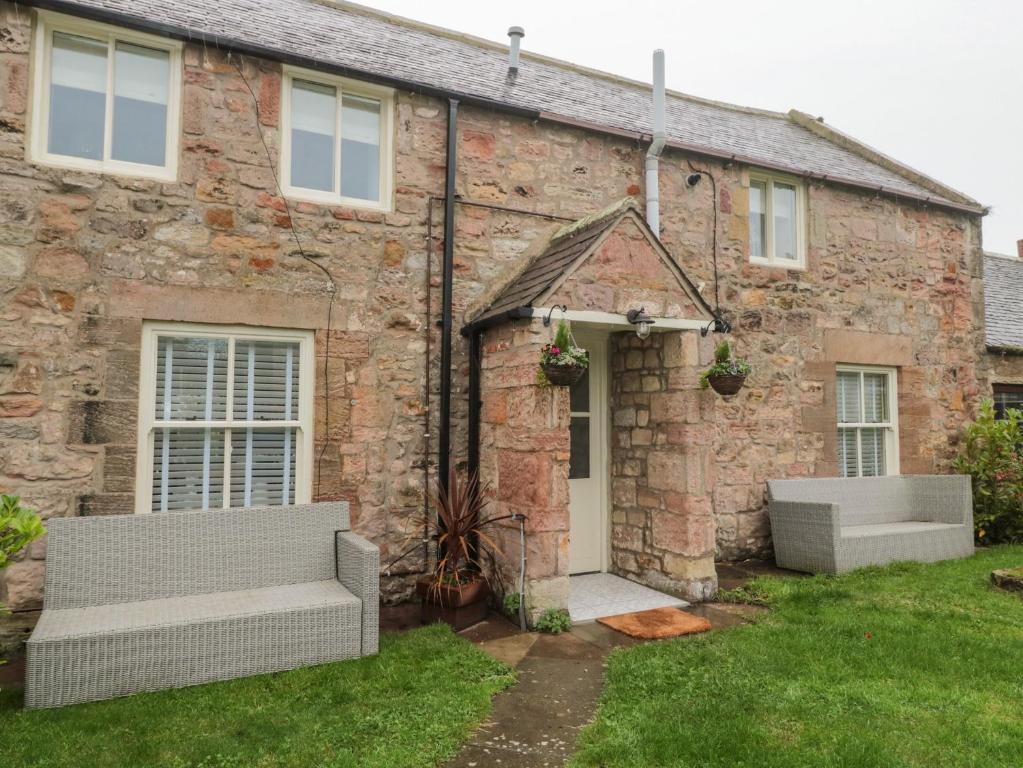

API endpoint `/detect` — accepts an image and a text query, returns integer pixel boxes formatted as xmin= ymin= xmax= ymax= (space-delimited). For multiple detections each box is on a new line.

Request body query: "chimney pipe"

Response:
xmin=645 ymin=49 xmax=666 ymax=235
xmin=507 ymin=27 xmax=525 ymax=77
xmin=1017 ymin=238 xmax=1023 ymax=259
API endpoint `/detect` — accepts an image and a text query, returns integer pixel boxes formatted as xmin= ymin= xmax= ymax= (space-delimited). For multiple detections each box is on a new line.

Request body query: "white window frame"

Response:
xmin=748 ymin=171 xmax=807 ymax=269
xmin=836 ymin=364 xmax=900 ymax=477
xmin=134 ymin=322 xmax=315 ymax=514
xmin=29 ymin=10 xmax=182 ymax=181
xmin=279 ymin=65 xmax=394 ymax=212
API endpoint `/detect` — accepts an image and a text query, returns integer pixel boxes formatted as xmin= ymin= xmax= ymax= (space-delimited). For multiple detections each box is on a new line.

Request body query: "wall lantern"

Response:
xmin=626 ymin=307 xmax=655 ymax=339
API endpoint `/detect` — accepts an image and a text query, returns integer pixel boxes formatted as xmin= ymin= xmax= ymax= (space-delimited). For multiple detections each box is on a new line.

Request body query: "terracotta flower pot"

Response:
xmin=417 ymin=578 xmax=490 ymax=631
xmin=542 ymin=362 xmax=586 ymax=387
xmin=707 ymin=373 xmax=746 ymax=396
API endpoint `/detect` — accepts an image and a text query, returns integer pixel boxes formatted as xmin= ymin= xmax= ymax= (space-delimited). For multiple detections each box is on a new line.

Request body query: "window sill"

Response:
xmin=281 ymin=185 xmax=393 ymax=214
xmin=749 ymin=256 xmax=807 ymax=272
xmin=29 ymin=152 xmax=177 ymax=183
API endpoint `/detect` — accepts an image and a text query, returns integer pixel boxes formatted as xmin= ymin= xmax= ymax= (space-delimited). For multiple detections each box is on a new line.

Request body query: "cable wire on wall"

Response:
xmin=232 ymin=55 xmax=338 ymax=500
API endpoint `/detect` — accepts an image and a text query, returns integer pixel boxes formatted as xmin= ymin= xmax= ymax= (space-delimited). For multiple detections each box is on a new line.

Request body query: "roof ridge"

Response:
xmin=788 ymin=110 xmax=983 ymax=208
xmin=313 ymin=0 xmax=792 ymax=121
xmin=552 ymin=197 xmax=637 ymax=242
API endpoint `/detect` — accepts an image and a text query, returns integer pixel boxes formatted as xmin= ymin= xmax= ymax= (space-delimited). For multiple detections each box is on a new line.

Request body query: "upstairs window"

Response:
xmin=837 ymin=366 xmax=900 ymax=477
xmin=30 ymin=11 xmax=181 ymax=180
xmin=993 ymin=384 xmax=1023 ymax=420
xmin=136 ymin=323 xmax=314 ymax=514
xmin=281 ymin=67 xmax=393 ymax=210
xmin=749 ymin=173 xmax=806 ymax=268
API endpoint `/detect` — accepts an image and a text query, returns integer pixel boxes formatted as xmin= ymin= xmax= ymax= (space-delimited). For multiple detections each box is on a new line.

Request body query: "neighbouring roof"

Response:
xmin=984 ymin=253 xmax=1023 ymax=351
xmin=470 ymin=199 xmax=713 ymax=328
xmin=36 ymin=0 xmax=984 ymax=213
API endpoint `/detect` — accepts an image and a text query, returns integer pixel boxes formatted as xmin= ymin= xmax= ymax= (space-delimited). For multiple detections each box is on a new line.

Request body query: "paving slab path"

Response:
xmin=448 ymin=602 xmax=765 ymax=768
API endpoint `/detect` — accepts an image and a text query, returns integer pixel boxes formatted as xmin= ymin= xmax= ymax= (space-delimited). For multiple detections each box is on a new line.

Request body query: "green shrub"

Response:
xmin=534 ymin=608 xmax=572 ymax=634
xmin=953 ymin=400 xmax=1023 ymax=544
xmin=1 ymin=495 xmax=45 ymax=572
xmin=1 ymin=495 xmax=46 ymax=625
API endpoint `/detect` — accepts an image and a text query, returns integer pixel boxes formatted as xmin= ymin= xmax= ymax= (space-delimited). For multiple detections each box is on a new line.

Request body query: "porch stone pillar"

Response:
xmin=479 ymin=318 xmax=571 ymax=621
xmin=609 ymin=330 xmax=718 ymax=601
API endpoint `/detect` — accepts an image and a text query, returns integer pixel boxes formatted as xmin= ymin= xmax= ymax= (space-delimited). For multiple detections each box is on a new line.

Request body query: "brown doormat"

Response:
xmin=597 ymin=606 xmax=712 ymax=640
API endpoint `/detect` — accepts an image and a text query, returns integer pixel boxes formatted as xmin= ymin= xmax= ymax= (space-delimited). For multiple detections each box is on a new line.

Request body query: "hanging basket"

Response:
xmin=707 ymin=373 xmax=746 ymax=396
xmin=542 ymin=362 xmax=586 ymax=387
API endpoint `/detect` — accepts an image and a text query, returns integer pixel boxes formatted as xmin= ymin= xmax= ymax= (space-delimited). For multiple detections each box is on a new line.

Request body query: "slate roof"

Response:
xmin=984 ymin=253 xmax=1023 ymax=351
xmin=36 ymin=0 xmax=981 ymax=211
xmin=471 ymin=199 xmax=713 ymax=328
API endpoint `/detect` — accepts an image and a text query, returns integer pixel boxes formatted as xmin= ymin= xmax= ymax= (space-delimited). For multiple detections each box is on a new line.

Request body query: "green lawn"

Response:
xmin=0 ymin=624 xmax=513 ymax=768
xmin=572 ymin=546 xmax=1023 ymax=768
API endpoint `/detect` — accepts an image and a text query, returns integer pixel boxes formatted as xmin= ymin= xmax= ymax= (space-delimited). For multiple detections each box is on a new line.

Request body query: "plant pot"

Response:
xmin=541 ymin=362 xmax=586 ymax=387
xmin=416 ymin=578 xmax=490 ymax=631
xmin=707 ymin=373 xmax=746 ymax=396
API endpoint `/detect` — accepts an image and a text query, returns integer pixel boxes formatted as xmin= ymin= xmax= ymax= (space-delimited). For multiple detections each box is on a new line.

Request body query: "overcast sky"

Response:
xmin=365 ymin=0 xmax=1021 ymax=256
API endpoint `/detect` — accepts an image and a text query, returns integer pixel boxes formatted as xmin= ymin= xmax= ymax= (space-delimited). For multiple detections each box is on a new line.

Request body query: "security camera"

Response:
xmin=686 ymin=173 xmax=702 ymax=188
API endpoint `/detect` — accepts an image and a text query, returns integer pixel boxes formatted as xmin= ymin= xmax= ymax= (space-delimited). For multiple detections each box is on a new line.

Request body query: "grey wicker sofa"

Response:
xmin=767 ymin=475 xmax=974 ymax=574
xmin=25 ymin=501 xmax=378 ymax=709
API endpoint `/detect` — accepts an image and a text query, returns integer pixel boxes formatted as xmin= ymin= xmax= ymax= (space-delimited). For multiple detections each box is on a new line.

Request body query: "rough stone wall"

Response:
xmin=0 ymin=5 xmax=988 ymax=646
xmin=657 ymin=163 xmax=987 ymax=558
xmin=478 ymin=318 xmax=570 ymax=620
xmin=608 ymin=331 xmax=718 ymax=600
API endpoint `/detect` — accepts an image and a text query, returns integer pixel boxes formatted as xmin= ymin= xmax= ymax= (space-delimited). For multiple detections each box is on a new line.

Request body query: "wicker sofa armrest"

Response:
xmin=336 ymin=531 xmax=380 ymax=656
xmin=767 ymin=500 xmax=841 ymax=574
xmin=908 ymin=475 xmax=974 ymax=526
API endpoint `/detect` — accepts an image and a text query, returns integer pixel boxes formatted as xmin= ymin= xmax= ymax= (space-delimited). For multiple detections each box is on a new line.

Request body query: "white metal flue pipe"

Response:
xmin=645 ymin=49 xmax=666 ymax=234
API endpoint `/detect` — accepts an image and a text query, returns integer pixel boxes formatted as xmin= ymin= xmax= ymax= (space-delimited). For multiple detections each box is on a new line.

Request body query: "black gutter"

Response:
xmin=438 ymin=98 xmax=459 ymax=492
xmin=460 ymin=306 xmax=534 ymax=337
xmin=24 ymin=0 xmax=542 ymax=121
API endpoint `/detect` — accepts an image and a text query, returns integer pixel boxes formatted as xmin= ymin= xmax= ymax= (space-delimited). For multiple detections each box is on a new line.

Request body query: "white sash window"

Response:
xmin=836 ymin=366 xmax=900 ymax=478
xmin=30 ymin=11 xmax=181 ymax=181
xmin=136 ymin=324 xmax=314 ymax=513
xmin=280 ymin=65 xmax=394 ymax=211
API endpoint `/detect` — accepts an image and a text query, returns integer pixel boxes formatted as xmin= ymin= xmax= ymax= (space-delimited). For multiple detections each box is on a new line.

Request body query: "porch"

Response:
xmin=463 ymin=200 xmax=722 ymax=620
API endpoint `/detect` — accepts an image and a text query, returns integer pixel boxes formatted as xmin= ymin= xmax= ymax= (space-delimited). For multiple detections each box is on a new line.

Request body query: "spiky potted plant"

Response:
xmin=700 ymin=340 xmax=751 ymax=397
xmin=412 ymin=469 xmax=506 ymax=630
xmin=538 ymin=318 xmax=588 ymax=387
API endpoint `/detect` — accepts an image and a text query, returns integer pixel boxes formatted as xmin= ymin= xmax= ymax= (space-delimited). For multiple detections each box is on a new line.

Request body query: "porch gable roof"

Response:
xmin=465 ymin=199 xmax=715 ymax=332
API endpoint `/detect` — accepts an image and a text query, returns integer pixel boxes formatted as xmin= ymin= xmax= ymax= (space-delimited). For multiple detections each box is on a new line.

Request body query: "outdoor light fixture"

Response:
xmin=626 ymin=307 xmax=655 ymax=339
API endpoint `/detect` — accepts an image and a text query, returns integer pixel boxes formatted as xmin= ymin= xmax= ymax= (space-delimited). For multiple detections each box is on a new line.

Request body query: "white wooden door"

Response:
xmin=568 ymin=331 xmax=608 ymax=574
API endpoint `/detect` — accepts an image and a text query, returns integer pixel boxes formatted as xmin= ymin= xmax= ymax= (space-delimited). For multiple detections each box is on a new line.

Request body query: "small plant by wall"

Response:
xmin=534 ymin=608 xmax=572 ymax=634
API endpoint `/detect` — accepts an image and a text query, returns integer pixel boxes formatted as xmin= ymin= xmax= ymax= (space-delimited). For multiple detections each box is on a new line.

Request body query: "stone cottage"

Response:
xmin=984 ymin=245 xmax=1023 ymax=417
xmin=0 ymin=0 xmax=990 ymax=645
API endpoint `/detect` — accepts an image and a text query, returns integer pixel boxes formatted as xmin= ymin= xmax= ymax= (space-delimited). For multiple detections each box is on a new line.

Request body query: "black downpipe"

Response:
xmin=467 ymin=329 xmax=482 ymax=483
xmin=438 ymin=98 xmax=459 ymax=493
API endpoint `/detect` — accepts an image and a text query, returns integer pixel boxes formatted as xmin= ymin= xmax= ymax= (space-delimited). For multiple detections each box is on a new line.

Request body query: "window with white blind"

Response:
xmin=280 ymin=66 xmax=394 ymax=210
xmin=135 ymin=323 xmax=314 ymax=514
xmin=836 ymin=366 xmax=899 ymax=478
xmin=30 ymin=11 xmax=182 ymax=181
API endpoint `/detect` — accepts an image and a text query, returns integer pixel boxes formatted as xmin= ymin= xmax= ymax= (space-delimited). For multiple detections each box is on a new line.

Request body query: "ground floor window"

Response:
xmin=135 ymin=323 xmax=314 ymax=513
xmin=836 ymin=365 xmax=899 ymax=477
xmin=993 ymin=384 xmax=1023 ymax=420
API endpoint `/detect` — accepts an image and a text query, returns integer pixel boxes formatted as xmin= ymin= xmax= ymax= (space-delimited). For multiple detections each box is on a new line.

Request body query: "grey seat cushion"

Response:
xmin=30 ymin=580 xmax=359 ymax=642
xmin=840 ymin=521 xmax=963 ymax=540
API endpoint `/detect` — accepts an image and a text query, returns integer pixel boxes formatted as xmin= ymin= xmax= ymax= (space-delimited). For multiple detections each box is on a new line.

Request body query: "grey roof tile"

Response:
xmin=984 ymin=254 xmax=1023 ymax=350
xmin=41 ymin=0 xmax=978 ymax=209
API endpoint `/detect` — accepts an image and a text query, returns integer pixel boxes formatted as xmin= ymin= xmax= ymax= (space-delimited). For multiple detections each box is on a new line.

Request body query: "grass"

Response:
xmin=572 ymin=546 xmax=1023 ymax=768
xmin=0 ymin=624 xmax=514 ymax=768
